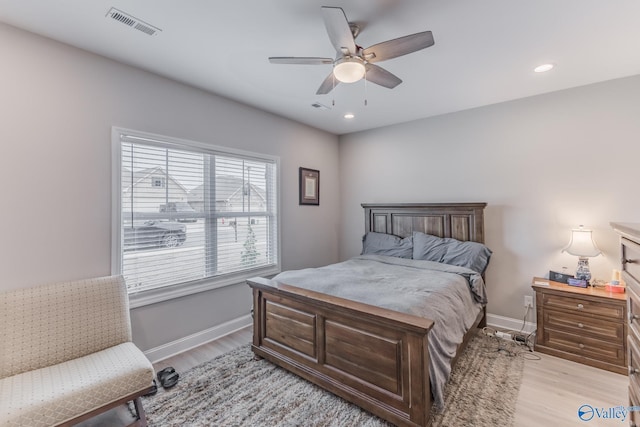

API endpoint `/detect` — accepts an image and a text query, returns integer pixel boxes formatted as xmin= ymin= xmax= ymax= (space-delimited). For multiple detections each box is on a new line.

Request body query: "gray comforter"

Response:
xmin=272 ymin=254 xmax=486 ymax=411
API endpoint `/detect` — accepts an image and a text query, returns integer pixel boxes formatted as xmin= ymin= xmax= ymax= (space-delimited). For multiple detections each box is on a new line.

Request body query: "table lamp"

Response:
xmin=563 ymin=225 xmax=601 ymax=284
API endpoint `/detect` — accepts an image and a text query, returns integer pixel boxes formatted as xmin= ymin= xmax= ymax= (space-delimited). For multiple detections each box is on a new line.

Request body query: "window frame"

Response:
xmin=111 ymin=127 xmax=281 ymax=308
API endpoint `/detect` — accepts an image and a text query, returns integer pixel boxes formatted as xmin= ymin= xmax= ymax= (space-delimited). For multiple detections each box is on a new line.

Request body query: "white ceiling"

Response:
xmin=1 ymin=0 xmax=640 ymax=135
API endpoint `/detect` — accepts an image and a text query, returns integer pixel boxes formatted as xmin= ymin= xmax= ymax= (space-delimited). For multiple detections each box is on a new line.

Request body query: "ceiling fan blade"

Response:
xmin=363 ymin=31 xmax=434 ymax=63
xmin=316 ymin=72 xmax=339 ymax=95
xmin=269 ymin=57 xmax=333 ymax=65
xmin=321 ymin=6 xmax=356 ymax=56
xmin=365 ymin=64 xmax=402 ymax=89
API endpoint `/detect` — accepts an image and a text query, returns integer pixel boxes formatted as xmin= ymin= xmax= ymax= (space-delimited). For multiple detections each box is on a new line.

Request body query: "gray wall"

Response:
xmin=0 ymin=23 xmax=340 ymax=351
xmin=339 ymin=75 xmax=640 ymax=320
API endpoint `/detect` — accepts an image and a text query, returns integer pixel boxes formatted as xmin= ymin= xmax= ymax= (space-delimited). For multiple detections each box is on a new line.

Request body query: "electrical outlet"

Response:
xmin=524 ymin=296 xmax=533 ymax=308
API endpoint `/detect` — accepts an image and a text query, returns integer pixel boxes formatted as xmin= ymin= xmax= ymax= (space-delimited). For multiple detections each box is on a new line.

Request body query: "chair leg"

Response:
xmin=130 ymin=397 xmax=148 ymax=427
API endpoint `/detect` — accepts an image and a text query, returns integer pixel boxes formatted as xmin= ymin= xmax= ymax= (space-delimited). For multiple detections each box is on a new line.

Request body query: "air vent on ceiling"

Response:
xmin=311 ymin=102 xmax=331 ymax=111
xmin=106 ymin=7 xmax=161 ymax=36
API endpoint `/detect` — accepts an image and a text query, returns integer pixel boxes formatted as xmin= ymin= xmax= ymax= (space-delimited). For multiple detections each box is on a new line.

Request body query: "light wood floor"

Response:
xmin=80 ymin=326 xmax=627 ymax=426
xmin=515 ymin=350 xmax=627 ymax=426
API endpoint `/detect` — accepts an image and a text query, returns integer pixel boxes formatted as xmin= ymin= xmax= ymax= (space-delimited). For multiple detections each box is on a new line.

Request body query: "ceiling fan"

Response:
xmin=268 ymin=6 xmax=435 ymax=95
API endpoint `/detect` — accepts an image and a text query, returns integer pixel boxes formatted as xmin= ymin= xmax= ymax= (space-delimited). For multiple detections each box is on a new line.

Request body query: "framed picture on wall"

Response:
xmin=299 ymin=167 xmax=319 ymax=205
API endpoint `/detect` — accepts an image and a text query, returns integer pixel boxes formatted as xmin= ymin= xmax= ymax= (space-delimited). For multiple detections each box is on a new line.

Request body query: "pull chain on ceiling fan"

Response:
xmin=268 ymin=6 xmax=435 ymax=95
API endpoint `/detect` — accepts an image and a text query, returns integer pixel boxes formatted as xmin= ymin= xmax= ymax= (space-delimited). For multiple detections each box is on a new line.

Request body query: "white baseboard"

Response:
xmin=486 ymin=312 xmax=536 ymax=334
xmin=144 ymin=314 xmax=252 ymax=364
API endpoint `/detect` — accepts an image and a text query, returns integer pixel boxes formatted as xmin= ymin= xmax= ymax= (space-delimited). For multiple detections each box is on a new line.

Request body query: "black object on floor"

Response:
xmin=157 ymin=367 xmax=179 ymax=389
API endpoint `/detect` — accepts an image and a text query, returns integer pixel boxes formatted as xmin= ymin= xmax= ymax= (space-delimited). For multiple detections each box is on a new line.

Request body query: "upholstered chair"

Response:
xmin=0 ymin=275 xmax=155 ymax=427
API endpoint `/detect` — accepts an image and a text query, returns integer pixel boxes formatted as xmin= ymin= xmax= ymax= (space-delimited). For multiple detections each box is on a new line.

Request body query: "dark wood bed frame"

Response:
xmin=247 ymin=203 xmax=487 ymax=427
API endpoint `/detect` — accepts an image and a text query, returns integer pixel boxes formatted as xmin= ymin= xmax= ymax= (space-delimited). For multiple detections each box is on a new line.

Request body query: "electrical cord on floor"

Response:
xmin=518 ymin=305 xmax=530 ymax=334
xmin=480 ymin=326 xmax=517 ymax=356
xmin=504 ymin=305 xmax=540 ymax=353
xmin=480 ymin=325 xmax=541 ymax=360
xmin=521 ymin=330 xmax=540 ymax=359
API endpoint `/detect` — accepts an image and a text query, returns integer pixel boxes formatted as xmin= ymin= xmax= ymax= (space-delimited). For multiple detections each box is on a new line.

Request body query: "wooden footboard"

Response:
xmin=249 ymin=277 xmax=435 ymax=427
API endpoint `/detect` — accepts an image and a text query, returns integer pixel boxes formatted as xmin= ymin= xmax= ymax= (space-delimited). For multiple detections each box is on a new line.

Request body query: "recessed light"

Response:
xmin=534 ymin=63 xmax=554 ymax=73
xmin=344 ymin=113 xmax=355 ymax=119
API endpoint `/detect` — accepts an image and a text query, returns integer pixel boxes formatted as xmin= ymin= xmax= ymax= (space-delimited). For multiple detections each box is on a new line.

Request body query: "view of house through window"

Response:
xmin=115 ymin=131 xmax=279 ymax=296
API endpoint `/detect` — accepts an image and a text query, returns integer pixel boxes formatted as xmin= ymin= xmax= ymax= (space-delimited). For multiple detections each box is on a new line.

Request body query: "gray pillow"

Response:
xmin=361 ymin=232 xmax=413 ymax=259
xmin=441 ymin=239 xmax=492 ymax=274
xmin=412 ymin=231 xmax=449 ymax=262
xmin=412 ymin=231 xmax=492 ymax=274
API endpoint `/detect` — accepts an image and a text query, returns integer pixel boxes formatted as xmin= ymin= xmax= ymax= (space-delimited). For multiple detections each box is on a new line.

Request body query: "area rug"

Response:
xmin=140 ymin=331 xmax=524 ymax=426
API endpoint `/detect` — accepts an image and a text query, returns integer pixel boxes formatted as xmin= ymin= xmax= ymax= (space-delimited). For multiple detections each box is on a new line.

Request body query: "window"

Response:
xmin=151 ymin=176 xmax=166 ymax=188
xmin=112 ymin=128 xmax=280 ymax=307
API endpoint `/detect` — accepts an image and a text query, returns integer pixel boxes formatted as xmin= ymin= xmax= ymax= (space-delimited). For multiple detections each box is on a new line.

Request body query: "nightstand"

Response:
xmin=532 ymin=277 xmax=627 ymax=374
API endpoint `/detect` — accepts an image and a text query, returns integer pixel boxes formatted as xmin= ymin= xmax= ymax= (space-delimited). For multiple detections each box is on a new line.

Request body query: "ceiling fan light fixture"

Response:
xmin=333 ymin=57 xmax=365 ymax=83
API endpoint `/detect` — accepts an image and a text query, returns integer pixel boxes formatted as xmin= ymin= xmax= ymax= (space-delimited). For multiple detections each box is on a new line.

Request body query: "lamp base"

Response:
xmin=575 ymin=257 xmax=592 ymax=285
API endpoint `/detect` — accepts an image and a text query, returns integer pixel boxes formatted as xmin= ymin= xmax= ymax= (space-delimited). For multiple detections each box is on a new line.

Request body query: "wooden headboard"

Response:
xmin=362 ymin=203 xmax=487 ymax=244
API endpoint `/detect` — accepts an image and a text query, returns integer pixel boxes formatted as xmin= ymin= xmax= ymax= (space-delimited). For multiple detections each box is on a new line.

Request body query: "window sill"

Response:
xmin=127 ymin=265 xmax=280 ymax=308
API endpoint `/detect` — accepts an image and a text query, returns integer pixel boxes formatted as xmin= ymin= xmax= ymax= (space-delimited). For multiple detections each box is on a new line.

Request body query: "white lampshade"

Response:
xmin=333 ymin=58 xmax=365 ymax=83
xmin=563 ymin=225 xmax=601 ymax=257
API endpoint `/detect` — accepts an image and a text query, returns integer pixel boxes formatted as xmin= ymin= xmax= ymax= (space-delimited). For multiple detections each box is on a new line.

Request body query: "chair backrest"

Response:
xmin=0 ymin=275 xmax=132 ymax=379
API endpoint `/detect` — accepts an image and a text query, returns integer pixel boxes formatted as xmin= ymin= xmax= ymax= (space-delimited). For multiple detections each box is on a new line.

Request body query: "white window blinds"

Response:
xmin=114 ymin=129 xmax=279 ymax=300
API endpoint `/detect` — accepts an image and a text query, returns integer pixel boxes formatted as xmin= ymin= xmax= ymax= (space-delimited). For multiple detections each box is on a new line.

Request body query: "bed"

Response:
xmin=247 ymin=203 xmax=488 ymax=427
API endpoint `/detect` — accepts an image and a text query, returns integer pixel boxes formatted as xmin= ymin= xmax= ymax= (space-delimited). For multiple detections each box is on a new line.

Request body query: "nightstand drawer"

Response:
xmin=544 ymin=329 xmax=625 ymax=367
xmin=542 ymin=293 xmax=624 ymax=320
xmin=544 ymin=309 xmax=624 ymax=342
xmin=623 ymin=237 xmax=640 ymax=286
